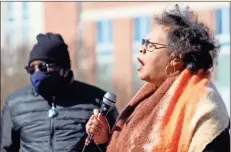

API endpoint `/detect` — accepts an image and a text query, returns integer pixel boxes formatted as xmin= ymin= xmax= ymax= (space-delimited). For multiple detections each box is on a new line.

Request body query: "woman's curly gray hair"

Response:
xmin=154 ymin=4 xmax=220 ymax=73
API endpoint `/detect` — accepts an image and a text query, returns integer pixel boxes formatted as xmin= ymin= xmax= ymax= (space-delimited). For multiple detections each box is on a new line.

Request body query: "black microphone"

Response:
xmin=82 ymin=92 xmax=117 ymax=151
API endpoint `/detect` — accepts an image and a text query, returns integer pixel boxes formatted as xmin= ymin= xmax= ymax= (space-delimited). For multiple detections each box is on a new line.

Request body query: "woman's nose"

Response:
xmin=139 ymin=46 xmax=146 ymax=54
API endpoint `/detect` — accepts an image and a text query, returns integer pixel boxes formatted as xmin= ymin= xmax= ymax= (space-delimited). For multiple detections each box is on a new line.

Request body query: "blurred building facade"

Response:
xmin=1 ymin=2 xmax=230 ymax=113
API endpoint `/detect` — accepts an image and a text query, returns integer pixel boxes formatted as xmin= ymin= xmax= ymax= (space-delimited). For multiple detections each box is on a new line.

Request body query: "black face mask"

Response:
xmin=30 ymin=71 xmax=71 ymax=96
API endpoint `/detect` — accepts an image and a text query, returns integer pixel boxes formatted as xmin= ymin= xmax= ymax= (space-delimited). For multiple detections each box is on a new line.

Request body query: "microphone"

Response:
xmin=83 ymin=92 xmax=117 ymax=150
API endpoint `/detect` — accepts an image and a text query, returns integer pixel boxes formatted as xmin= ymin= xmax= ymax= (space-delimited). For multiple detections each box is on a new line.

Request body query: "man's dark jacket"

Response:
xmin=1 ymin=80 xmax=118 ymax=152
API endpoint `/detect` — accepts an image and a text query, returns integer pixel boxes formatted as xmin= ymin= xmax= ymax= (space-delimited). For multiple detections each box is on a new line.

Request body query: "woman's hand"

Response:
xmin=86 ymin=109 xmax=110 ymax=144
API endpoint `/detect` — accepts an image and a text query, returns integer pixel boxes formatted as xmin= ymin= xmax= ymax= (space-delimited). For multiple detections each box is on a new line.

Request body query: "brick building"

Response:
xmin=1 ymin=2 xmax=230 ymax=112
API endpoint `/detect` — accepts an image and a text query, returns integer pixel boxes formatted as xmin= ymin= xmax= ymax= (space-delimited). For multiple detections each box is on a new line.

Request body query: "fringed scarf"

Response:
xmin=106 ymin=69 xmax=229 ymax=152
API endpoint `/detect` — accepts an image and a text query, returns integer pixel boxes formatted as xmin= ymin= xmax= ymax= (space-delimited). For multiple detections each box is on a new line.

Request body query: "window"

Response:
xmin=134 ymin=16 xmax=151 ymax=42
xmin=215 ymin=8 xmax=230 ymax=35
xmin=22 ymin=2 xmax=29 ymax=41
xmin=6 ymin=2 xmax=14 ymax=22
xmin=215 ymin=9 xmax=222 ymax=35
xmin=95 ymin=20 xmax=114 ymax=92
xmin=132 ymin=16 xmax=151 ymax=93
xmin=215 ymin=7 xmax=230 ymax=115
xmin=97 ymin=20 xmax=113 ymax=45
xmin=22 ymin=2 xmax=29 ymax=20
xmin=5 ymin=2 xmax=14 ymax=45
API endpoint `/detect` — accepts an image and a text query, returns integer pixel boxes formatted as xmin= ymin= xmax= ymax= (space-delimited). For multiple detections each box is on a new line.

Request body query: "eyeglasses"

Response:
xmin=25 ymin=63 xmax=59 ymax=74
xmin=141 ymin=39 xmax=168 ymax=52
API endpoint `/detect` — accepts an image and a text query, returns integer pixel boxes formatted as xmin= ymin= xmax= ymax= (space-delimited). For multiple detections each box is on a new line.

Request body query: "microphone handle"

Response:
xmin=84 ymin=133 xmax=93 ymax=146
xmin=84 ymin=104 xmax=110 ymax=146
xmin=82 ymin=133 xmax=93 ymax=152
xmin=82 ymin=103 xmax=113 ymax=152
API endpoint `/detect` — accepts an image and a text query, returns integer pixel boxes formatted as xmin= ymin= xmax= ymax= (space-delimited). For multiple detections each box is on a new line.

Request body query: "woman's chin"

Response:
xmin=138 ymin=72 xmax=147 ymax=81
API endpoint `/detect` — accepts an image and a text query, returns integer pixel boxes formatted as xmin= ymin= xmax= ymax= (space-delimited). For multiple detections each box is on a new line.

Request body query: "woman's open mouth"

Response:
xmin=137 ymin=58 xmax=144 ymax=71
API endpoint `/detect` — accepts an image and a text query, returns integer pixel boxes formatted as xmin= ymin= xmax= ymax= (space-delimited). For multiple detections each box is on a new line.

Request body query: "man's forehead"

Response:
xmin=30 ymin=60 xmax=50 ymax=65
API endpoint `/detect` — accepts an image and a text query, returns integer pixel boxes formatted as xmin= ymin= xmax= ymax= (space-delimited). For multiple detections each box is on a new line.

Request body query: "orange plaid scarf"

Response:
xmin=107 ymin=69 xmax=229 ymax=152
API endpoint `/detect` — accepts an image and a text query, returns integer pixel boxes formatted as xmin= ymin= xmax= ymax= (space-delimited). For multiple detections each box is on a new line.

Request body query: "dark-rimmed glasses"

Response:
xmin=141 ymin=39 xmax=168 ymax=52
xmin=25 ymin=63 xmax=59 ymax=74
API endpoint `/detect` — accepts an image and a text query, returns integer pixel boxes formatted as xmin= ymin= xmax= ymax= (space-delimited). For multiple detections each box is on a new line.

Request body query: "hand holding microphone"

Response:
xmin=85 ymin=92 xmax=117 ymax=146
xmin=85 ymin=109 xmax=110 ymax=144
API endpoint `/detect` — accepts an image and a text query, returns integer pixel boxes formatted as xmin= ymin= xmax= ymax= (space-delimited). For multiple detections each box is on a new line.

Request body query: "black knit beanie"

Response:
xmin=28 ymin=33 xmax=71 ymax=69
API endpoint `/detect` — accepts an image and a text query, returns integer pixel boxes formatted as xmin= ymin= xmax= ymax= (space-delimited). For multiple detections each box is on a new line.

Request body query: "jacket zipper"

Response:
xmin=49 ymin=97 xmax=56 ymax=152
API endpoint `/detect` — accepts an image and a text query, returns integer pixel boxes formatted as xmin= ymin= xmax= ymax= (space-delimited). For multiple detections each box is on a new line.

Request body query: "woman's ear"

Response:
xmin=170 ymin=52 xmax=185 ymax=70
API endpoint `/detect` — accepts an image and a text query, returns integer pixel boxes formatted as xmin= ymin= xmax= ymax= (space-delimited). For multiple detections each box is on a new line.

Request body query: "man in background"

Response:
xmin=1 ymin=33 xmax=118 ymax=152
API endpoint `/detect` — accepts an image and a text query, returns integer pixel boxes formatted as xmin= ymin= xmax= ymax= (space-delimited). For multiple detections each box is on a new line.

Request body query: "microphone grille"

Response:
xmin=103 ymin=92 xmax=117 ymax=106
